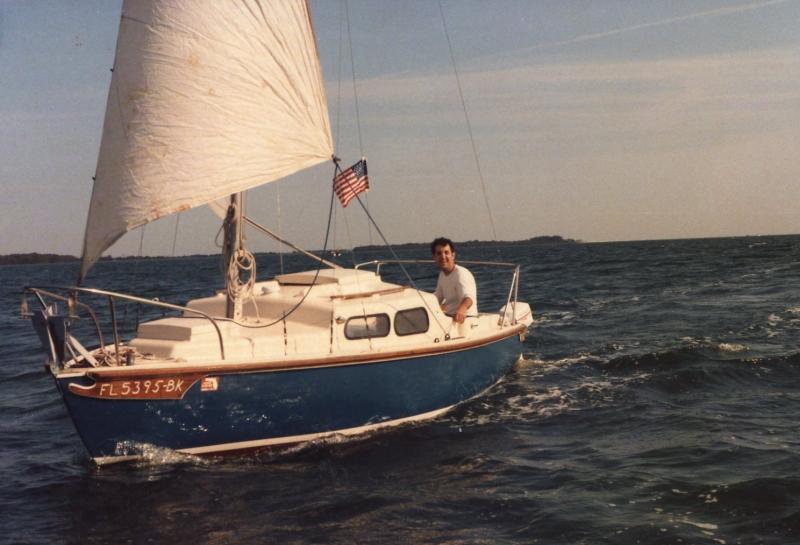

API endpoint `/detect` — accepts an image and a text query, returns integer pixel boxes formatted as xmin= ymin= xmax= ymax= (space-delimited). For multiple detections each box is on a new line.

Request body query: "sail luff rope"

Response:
xmin=437 ymin=0 xmax=499 ymax=241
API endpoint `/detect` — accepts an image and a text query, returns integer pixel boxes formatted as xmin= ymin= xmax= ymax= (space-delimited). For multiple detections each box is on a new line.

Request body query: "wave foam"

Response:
xmin=717 ymin=343 xmax=748 ymax=353
xmin=497 ymin=387 xmax=572 ymax=419
xmin=767 ymin=313 xmax=783 ymax=326
xmin=112 ymin=441 xmax=211 ymax=467
xmin=682 ymin=337 xmax=748 ymax=354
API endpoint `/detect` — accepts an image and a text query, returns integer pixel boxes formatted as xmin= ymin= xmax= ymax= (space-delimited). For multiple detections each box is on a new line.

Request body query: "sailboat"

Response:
xmin=22 ymin=0 xmax=533 ymax=465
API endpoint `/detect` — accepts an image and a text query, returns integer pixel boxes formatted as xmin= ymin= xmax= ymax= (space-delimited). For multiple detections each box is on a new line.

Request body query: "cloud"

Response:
xmin=323 ymin=44 xmax=800 ymax=242
xmin=338 ymin=45 xmax=800 ymax=154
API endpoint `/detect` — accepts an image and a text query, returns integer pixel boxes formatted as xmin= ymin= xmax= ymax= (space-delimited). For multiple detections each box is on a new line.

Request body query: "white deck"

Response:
xmin=110 ymin=268 xmax=533 ymax=368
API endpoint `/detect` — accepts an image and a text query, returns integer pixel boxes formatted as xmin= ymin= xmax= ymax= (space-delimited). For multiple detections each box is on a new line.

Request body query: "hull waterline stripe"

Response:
xmin=91 ymin=403 xmax=456 ymax=465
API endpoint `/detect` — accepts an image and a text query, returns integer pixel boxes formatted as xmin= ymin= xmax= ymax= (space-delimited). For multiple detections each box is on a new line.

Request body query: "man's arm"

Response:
xmin=434 ymin=275 xmax=444 ymax=309
xmin=453 ymin=267 xmax=477 ymax=323
xmin=454 ymin=296 xmax=473 ymax=324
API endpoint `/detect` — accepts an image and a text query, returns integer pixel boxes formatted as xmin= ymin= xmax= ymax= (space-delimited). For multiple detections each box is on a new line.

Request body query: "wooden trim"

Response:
xmin=77 ymin=325 xmax=526 ymax=380
xmin=330 ymin=286 xmax=406 ymax=300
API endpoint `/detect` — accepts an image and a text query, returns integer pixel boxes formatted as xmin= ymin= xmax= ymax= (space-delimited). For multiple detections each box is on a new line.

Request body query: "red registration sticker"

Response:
xmin=201 ymin=377 xmax=219 ymax=392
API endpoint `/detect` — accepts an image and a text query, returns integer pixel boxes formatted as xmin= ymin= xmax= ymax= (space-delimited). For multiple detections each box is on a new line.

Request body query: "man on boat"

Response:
xmin=431 ymin=237 xmax=478 ymax=324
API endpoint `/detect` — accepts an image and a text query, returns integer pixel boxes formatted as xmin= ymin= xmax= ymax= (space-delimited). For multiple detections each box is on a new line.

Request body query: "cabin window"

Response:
xmin=394 ymin=307 xmax=429 ymax=336
xmin=344 ymin=314 xmax=390 ymax=340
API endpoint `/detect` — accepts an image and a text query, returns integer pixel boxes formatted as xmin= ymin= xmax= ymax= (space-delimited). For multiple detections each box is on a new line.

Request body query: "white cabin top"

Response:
xmin=44 ymin=266 xmax=532 ymax=374
xmin=276 ymin=268 xmax=380 ymax=286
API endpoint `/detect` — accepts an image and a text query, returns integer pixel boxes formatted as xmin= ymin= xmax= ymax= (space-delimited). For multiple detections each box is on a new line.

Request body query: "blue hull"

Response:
xmin=55 ymin=334 xmax=522 ymax=461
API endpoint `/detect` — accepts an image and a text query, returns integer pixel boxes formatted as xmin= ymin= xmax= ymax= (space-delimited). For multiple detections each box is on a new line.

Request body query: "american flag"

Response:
xmin=333 ymin=159 xmax=369 ymax=207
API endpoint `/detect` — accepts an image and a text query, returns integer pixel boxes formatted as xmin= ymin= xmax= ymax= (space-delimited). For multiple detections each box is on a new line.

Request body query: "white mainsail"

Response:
xmin=80 ymin=0 xmax=333 ymax=280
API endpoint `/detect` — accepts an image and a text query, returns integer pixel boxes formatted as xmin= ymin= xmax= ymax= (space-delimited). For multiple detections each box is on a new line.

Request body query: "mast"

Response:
xmin=222 ymin=192 xmax=249 ymax=320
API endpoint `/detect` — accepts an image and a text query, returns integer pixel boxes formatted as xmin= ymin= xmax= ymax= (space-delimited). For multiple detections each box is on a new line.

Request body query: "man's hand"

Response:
xmin=454 ymin=297 xmax=473 ymax=324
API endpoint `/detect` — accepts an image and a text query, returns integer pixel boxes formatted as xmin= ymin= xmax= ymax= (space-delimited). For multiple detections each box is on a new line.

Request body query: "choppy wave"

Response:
xmin=5 ymin=236 xmax=800 ymax=544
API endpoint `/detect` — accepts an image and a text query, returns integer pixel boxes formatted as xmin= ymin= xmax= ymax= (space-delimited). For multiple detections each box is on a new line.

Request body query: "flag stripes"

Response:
xmin=333 ymin=159 xmax=369 ymax=207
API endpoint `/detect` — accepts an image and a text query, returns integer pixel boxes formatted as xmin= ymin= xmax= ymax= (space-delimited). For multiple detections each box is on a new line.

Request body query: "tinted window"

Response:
xmin=345 ymin=314 xmax=390 ymax=339
xmin=394 ymin=308 xmax=429 ymax=336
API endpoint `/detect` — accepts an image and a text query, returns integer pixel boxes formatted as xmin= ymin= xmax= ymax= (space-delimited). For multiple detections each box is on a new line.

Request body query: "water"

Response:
xmin=2 ymin=236 xmax=800 ymax=544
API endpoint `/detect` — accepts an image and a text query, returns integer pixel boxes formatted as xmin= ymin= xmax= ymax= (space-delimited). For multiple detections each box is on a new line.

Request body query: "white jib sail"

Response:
xmin=80 ymin=0 xmax=333 ymax=280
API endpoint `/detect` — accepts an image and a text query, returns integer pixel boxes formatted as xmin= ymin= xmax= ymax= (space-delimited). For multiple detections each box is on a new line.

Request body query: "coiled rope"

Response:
xmin=220 ymin=169 xmax=338 ymax=329
xmin=225 ymin=246 xmax=256 ymax=304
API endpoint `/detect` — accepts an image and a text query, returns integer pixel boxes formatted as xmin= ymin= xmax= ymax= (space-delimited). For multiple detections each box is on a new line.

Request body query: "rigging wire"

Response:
xmin=217 ymin=2 xmax=470 ymax=337
xmin=137 ymin=224 xmax=146 ymax=257
xmin=339 ymin=192 xmax=379 ymax=349
xmin=343 ymin=0 xmax=373 ymax=245
xmin=332 ymin=3 xmax=454 ymax=336
xmin=335 ymin=0 xmax=345 ymax=151
xmin=128 ymin=224 xmax=148 ymax=333
xmin=331 ymin=0 xmax=346 ymax=259
xmin=170 ymin=213 xmax=181 ymax=257
xmin=243 ymin=216 xmax=338 ymax=268
xmin=335 ymin=0 xmax=371 ymax=329
xmin=219 ymin=170 xmax=339 ymax=329
xmin=437 ymin=0 xmax=499 ymax=242
xmin=337 ymin=162 xmax=450 ymax=336
xmin=276 ymin=185 xmax=284 ymax=274
xmin=331 ymin=189 xmax=339 ymax=256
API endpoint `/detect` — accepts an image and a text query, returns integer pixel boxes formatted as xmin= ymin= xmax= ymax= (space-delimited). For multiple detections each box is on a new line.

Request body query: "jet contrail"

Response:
xmin=521 ymin=0 xmax=793 ymax=54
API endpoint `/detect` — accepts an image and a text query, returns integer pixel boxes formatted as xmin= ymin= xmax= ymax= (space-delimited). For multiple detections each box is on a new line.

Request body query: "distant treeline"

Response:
xmin=354 ymin=235 xmax=580 ymax=252
xmin=0 ymin=253 xmax=80 ymax=265
xmin=0 ymin=253 xmax=192 ymax=266
xmin=2 ymin=236 xmax=579 ymax=265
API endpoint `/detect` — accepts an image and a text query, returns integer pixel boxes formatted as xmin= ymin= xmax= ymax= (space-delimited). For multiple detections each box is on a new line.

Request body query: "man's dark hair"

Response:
xmin=431 ymin=237 xmax=455 ymax=255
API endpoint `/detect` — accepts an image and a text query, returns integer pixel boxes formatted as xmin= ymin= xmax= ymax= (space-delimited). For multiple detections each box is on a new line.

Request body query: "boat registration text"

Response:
xmin=68 ymin=375 xmax=205 ymax=400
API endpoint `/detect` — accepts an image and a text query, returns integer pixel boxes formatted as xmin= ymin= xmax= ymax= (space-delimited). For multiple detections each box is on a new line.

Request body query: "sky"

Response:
xmin=2 ymin=0 xmax=800 ymax=258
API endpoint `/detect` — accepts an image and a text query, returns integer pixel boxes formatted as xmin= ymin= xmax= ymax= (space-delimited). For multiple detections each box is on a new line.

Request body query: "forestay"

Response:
xmin=81 ymin=0 xmax=333 ymax=280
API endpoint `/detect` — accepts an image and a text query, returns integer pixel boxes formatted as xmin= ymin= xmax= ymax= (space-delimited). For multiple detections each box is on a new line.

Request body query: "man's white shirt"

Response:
xmin=435 ymin=264 xmax=478 ymax=316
